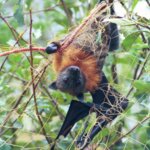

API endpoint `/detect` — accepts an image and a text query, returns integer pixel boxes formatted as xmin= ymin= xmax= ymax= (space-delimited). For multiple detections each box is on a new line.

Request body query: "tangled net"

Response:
xmin=59 ymin=2 xmax=112 ymax=69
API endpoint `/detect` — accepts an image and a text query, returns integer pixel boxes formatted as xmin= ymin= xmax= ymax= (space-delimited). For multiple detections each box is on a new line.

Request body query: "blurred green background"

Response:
xmin=0 ymin=0 xmax=150 ymax=149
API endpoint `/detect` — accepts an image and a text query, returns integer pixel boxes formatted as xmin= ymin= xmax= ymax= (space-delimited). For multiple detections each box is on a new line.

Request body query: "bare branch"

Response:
xmin=111 ymin=64 xmax=118 ymax=84
xmin=59 ymin=2 xmax=107 ymax=51
xmin=146 ymin=0 xmax=150 ymax=7
xmin=29 ymin=10 xmax=52 ymax=146
xmin=0 ymin=47 xmax=45 ymax=57
xmin=60 ymin=0 xmax=72 ymax=26
xmin=109 ymin=115 xmax=150 ymax=148
xmin=3 ymin=4 xmax=61 ymax=19
xmin=0 ymin=13 xmax=27 ymax=44
xmin=0 ymin=62 xmax=50 ymax=135
xmin=0 ymin=63 xmax=50 ymax=139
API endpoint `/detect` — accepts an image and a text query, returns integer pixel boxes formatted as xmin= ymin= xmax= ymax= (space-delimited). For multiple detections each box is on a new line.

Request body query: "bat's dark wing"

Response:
xmin=56 ymin=72 xmax=113 ymax=139
xmin=76 ymin=73 xmax=128 ymax=149
xmin=51 ymin=73 xmax=128 ymax=150
xmin=51 ymin=100 xmax=94 ymax=150
xmin=56 ymin=100 xmax=93 ymax=138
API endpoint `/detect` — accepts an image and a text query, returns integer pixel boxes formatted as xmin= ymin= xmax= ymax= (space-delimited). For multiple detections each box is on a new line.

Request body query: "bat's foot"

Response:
xmin=45 ymin=42 xmax=60 ymax=54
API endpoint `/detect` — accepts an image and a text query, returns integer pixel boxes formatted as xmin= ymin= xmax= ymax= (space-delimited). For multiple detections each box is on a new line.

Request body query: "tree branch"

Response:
xmin=109 ymin=115 xmax=150 ymax=148
xmin=146 ymin=0 xmax=150 ymax=7
xmin=0 ymin=47 xmax=45 ymax=57
xmin=3 ymin=4 xmax=61 ymax=19
xmin=0 ymin=62 xmax=50 ymax=136
xmin=29 ymin=10 xmax=52 ymax=146
xmin=60 ymin=0 xmax=72 ymax=26
xmin=59 ymin=2 xmax=107 ymax=51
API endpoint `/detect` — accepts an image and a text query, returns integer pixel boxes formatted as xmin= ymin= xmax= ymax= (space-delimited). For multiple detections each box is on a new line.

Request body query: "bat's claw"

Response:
xmin=75 ymin=134 xmax=91 ymax=150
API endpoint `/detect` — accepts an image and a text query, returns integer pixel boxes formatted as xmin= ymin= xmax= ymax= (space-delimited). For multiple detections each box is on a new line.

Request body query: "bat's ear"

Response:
xmin=49 ymin=81 xmax=57 ymax=90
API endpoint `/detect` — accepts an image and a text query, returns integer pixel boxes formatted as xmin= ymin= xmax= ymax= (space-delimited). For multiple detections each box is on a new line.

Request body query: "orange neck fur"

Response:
xmin=53 ymin=46 xmax=101 ymax=91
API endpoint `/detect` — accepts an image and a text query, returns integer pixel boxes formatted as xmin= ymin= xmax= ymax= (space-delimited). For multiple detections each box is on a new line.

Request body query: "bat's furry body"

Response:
xmin=45 ymin=0 xmax=128 ymax=149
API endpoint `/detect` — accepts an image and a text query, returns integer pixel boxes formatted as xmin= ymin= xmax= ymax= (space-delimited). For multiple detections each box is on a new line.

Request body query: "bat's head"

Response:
xmin=49 ymin=65 xmax=86 ymax=97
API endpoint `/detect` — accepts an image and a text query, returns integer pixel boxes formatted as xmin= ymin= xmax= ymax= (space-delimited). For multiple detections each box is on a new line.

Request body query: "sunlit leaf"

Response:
xmin=122 ymin=32 xmax=140 ymax=51
xmin=133 ymin=80 xmax=150 ymax=93
xmin=104 ymin=18 xmax=135 ymax=26
xmin=131 ymin=0 xmax=139 ymax=11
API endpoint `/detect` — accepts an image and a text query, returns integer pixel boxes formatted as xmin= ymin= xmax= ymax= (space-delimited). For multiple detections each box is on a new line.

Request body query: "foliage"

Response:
xmin=0 ymin=0 xmax=150 ymax=150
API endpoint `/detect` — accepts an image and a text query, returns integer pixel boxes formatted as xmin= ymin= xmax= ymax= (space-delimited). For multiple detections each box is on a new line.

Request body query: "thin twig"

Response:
xmin=136 ymin=51 xmax=150 ymax=79
xmin=133 ymin=60 xmax=141 ymax=80
xmin=42 ymin=84 xmax=65 ymax=120
xmin=60 ymin=2 xmax=107 ymax=51
xmin=136 ymin=25 xmax=147 ymax=43
xmin=0 ymin=28 xmax=28 ymax=71
xmin=0 ymin=64 xmax=48 ymax=137
xmin=29 ymin=10 xmax=51 ymax=145
xmin=0 ymin=13 xmax=27 ymax=44
xmin=3 ymin=4 xmax=61 ymax=19
xmin=0 ymin=13 xmax=18 ymax=43
xmin=0 ymin=63 xmax=50 ymax=135
xmin=0 ymin=47 xmax=45 ymax=57
xmin=0 ymin=56 xmax=8 ymax=71
xmin=120 ymin=1 xmax=128 ymax=13
xmin=139 ymin=24 xmax=150 ymax=30
xmin=111 ymin=64 xmax=118 ymax=84
xmin=0 ymin=14 xmax=27 ymax=71
xmin=109 ymin=115 xmax=150 ymax=148
xmin=0 ymin=69 xmax=27 ymax=83
xmin=126 ymin=25 xmax=150 ymax=97
xmin=146 ymin=0 xmax=150 ymax=7
xmin=60 ymin=0 xmax=72 ymax=26
xmin=126 ymin=51 xmax=150 ymax=97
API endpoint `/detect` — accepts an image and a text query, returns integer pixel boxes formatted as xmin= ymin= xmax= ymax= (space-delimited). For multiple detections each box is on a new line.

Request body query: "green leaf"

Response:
xmin=132 ymin=43 xmax=149 ymax=50
xmin=133 ymin=80 xmax=150 ymax=93
xmin=122 ymin=32 xmax=140 ymax=51
xmin=115 ymin=52 xmax=138 ymax=64
xmin=0 ymin=139 xmax=11 ymax=150
xmin=131 ymin=0 xmax=139 ymax=11
xmin=104 ymin=18 xmax=135 ymax=26
xmin=26 ymin=0 xmax=32 ymax=9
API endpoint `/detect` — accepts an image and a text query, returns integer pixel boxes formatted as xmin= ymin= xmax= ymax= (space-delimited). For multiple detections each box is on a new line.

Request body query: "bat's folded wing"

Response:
xmin=56 ymin=100 xmax=93 ymax=139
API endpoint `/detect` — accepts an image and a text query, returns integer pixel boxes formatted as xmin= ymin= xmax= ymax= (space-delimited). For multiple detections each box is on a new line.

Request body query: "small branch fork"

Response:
xmin=59 ymin=2 xmax=107 ymax=51
xmin=0 ymin=63 xmax=49 ymax=136
xmin=0 ymin=62 xmax=49 ymax=135
xmin=0 ymin=2 xmax=108 ymax=57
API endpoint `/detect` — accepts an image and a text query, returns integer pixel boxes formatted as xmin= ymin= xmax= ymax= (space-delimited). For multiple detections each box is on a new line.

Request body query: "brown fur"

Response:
xmin=52 ymin=45 xmax=101 ymax=92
